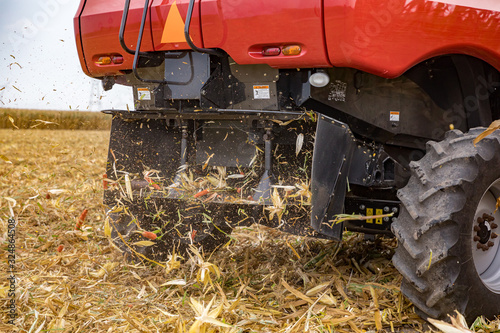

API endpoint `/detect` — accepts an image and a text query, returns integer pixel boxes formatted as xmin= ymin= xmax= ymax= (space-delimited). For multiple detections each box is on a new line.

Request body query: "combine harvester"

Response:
xmin=74 ymin=0 xmax=500 ymax=322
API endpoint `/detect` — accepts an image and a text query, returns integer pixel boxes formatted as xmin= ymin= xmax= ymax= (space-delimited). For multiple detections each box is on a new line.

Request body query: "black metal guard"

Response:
xmin=184 ymin=0 xmax=224 ymax=57
xmin=311 ymin=115 xmax=356 ymax=240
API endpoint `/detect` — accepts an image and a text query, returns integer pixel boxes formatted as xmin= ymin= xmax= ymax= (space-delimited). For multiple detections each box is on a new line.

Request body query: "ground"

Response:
xmin=0 ymin=128 xmax=498 ymax=332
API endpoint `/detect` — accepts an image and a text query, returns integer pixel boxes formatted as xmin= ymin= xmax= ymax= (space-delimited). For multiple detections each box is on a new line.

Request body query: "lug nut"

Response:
xmin=474 ymin=226 xmax=481 ymax=232
xmin=488 ymin=241 xmax=495 ymax=247
xmin=483 ymin=213 xmax=494 ymax=222
xmin=477 ymin=243 xmax=483 ymax=249
xmin=492 ymin=233 xmax=498 ymax=239
xmin=477 ymin=217 xmax=484 ymax=224
xmin=491 ymin=223 xmax=498 ymax=229
xmin=473 ymin=236 xmax=481 ymax=242
xmin=482 ymin=244 xmax=489 ymax=251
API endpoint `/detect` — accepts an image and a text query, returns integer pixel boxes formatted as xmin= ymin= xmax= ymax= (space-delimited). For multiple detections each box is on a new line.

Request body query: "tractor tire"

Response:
xmin=107 ymin=201 xmax=233 ymax=261
xmin=392 ymin=128 xmax=500 ymax=323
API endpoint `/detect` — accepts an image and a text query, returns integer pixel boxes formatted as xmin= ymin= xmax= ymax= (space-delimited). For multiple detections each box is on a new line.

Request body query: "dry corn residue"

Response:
xmin=2 ymin=128 xmax=500 ymax=332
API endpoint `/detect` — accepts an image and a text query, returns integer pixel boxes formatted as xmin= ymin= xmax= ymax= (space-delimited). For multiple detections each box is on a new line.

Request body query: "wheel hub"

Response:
xmin=472 ymin=179 xmax=500 ymax=293
xmin=473 ymin=214 xmax=498 ymax=250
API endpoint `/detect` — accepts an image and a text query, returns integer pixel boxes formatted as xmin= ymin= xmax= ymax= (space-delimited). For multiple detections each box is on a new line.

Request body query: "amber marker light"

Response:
xmin=282 ymin=45 xmax=302 ymax=56
xmin=95 ymin=56 xmax=112 ymax=65
xmin=262 ymin=47 xmax=281 ymax=56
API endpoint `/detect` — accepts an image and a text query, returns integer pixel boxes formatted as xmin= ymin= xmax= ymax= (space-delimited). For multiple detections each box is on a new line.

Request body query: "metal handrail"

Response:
xmin=119 ymin=0 xmax=149 ymax=56
xmin=119 ymin=0 xmax=223 ymax=83
xmin=131 ymin=0 xmax=164 ymax=83
xmin=184 ymin=0 xmax=224 ymax=57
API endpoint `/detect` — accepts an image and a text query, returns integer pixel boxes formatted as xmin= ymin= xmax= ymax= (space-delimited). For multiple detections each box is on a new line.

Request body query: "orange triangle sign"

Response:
xmin=161 ymin=1 xmax=189 ymax=43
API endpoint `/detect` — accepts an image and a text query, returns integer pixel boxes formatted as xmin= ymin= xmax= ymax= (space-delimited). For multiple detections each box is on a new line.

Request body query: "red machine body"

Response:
xmin=74 ymin=0 xmax=500 ymax=323
xmin=75 ymin=0 xmax=500 ymax=78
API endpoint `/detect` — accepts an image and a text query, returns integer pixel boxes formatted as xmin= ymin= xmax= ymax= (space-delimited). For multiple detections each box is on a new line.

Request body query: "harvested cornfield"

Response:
xmin=0 ymin=108 xmax=112 ymax=130
xmin=1 ymin=128 xmax=499 ymax=332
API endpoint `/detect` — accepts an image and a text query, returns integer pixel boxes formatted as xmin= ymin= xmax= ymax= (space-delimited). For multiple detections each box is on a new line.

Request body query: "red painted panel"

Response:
xmin=200 ymin=0 xmax=331 ymax=68
xmin=324 ymin=0 xmax=500 ymax=78
xmin=79 ymin=0 xmax=155 ymax=77
xmin=150 ymin=0 xmax=203 ymax=52
xmin=76 ymin=0 xmax=500 ymax=78
xmin=74 ymin=1 xmax=89 ymax=76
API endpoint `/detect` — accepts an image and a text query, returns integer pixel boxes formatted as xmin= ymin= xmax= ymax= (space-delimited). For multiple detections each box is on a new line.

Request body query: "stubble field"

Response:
xmin=0 ymin=124 xmax=499 ymax=332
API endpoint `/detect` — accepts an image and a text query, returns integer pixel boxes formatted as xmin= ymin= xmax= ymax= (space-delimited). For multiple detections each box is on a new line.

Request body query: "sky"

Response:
xmin=0 ymin=0 xmax=133 ymax=111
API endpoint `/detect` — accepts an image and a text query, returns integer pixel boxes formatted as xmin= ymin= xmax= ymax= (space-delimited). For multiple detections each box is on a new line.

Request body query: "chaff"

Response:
xmin=2 ymin=128 xmax=491 ymax=332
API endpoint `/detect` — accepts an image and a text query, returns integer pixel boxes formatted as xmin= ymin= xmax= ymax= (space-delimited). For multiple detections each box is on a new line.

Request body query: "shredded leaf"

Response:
xmin=295 ymin=133 xmax=304 ymax=156
xmin=473 ymin=119 xmax=500 ymax=145
xmin=8 ymin=115 xmax=19 ymax=129
xmin=132 ymin=240 xmax=156 ymax=247
xmin=0 ymin=154 xmax=12 ymax=164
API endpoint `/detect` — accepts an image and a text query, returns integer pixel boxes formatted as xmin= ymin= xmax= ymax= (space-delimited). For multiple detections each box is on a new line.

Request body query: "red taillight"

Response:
xmin=111 ymin=55 xmax=124 ymax=64
xmin=262 ymin=47 xmax=281 ymax=56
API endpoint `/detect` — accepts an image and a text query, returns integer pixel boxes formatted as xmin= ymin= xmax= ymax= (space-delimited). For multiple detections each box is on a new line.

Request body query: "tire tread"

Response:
xmin=392 ymin=127 xmax=500 ymax=321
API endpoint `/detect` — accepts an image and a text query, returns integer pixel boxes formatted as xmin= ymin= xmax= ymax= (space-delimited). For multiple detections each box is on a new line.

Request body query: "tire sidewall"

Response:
xmin=450 ymin=137 xmax=500 ymax=320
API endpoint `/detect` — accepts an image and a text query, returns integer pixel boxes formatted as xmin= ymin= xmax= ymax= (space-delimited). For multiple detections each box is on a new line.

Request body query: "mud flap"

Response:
xmin=311 ymin=115 xmax=355 ymax=240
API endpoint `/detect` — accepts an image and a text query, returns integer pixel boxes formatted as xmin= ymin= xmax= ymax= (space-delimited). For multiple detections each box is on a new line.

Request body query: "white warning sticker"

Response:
xmin=253 ymin=85 xmax=270 ymax=99
xmin=390 ymin=111 xmax=400 ymax=122
xmin=137 ymin=88 xmax=151 ymax=101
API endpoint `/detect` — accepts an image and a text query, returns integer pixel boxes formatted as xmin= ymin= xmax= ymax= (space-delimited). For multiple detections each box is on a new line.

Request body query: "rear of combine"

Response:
xmin=75 ymin=0 xmax=500 ymax=323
